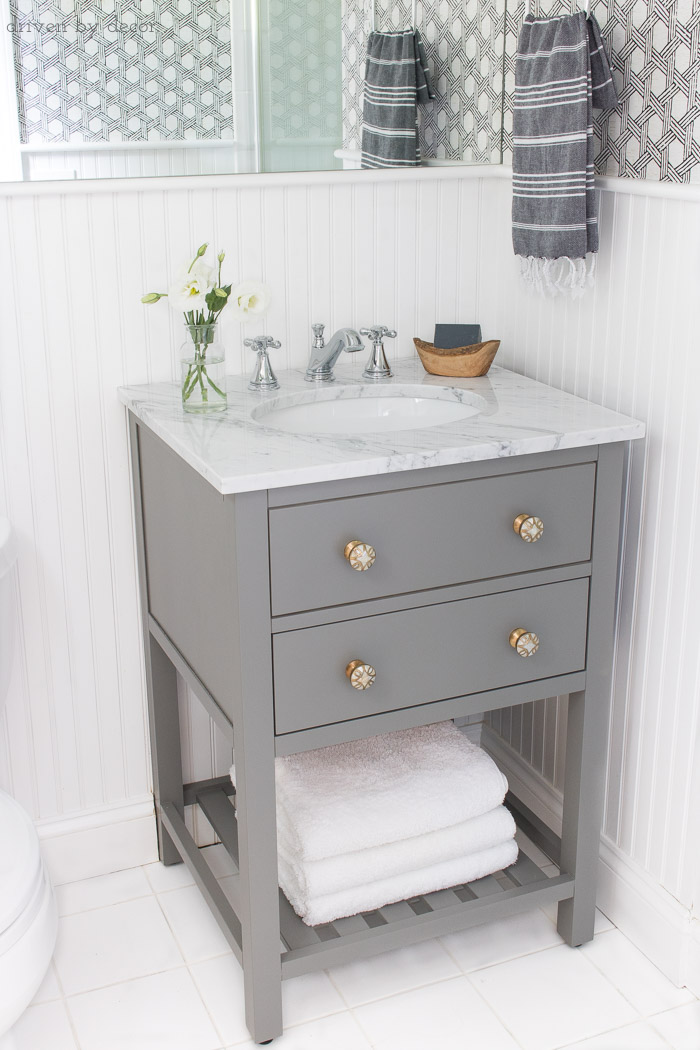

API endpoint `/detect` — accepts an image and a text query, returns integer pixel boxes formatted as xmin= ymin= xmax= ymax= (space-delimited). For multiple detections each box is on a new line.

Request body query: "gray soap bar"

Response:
xmin=433 ymin=324 xmax=482 ymax=349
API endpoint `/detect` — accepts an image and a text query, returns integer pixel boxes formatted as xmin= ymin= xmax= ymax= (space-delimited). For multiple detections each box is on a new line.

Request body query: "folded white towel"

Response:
xmin=230 ymin=722 xmax=508 ymax=861
xmin=279 ymin=838 xmax=519 ymax=926
xmin=278 ymin=804 xmax=516 ymax=900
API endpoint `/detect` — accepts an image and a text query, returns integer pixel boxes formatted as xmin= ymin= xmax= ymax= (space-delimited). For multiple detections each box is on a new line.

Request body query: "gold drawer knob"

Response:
xmin=345 ymin=660 xmax=376 ymax=690
xmin=509 ymin=628 xmax=540 ymax=658
xmin=513 ymin=513 xmax=544 ymax=543
xmin=344 ymin=540 xmax=376 ymax=571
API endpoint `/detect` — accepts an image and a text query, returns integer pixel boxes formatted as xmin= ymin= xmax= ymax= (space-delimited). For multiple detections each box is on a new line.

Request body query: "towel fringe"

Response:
xmin=518 ymin=254 xmax=596 ymax=299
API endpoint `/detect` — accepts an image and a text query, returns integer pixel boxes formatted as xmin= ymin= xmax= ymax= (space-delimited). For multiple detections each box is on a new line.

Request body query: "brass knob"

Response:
xmin=513 ymin=513 xmax=544 ymax=543
xmin=344 ymin=540 xmax=376 ymax=571
xmin=509 ymin=628 xmax=540 ymax=658
xmin=345 ymin=660 xmax=376 ymax=690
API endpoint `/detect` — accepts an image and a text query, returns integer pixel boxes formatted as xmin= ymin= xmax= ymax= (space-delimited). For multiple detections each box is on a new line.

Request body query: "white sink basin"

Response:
xmin=251 ymin=385 xmax=486 ymax=435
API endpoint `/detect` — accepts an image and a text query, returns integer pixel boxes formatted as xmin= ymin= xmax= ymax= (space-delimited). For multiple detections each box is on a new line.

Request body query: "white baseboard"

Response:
xmin=481 ymin=727 xmax=695 ymax=989
xmin=686 ymin=920 xmax=700 ymax=999
xmin=35 ymin=795 xmax=158 ymax=886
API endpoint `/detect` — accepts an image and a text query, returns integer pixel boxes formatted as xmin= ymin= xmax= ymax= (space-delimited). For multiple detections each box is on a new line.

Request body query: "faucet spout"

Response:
xmin=305 ymin=326 xmax=364 ymax=382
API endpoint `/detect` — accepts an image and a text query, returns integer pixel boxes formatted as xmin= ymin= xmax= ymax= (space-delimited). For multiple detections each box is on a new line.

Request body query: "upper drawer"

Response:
xmin=268 ymin=462 xmax=596 ymax=615
xmin=273 ymin=577 xmax=589 ymax=735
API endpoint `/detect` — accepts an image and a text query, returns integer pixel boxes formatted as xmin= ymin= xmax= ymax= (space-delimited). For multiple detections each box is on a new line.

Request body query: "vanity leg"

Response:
xmin=145 ymin=633 xmax=184 ymax=866
xmin=234 ymin=733 xmax=282 ymax=1042
xmin=557 ymin=688 xmax=607 ymax=945
xmin=230 ymin=491 xmax=283 ymax=1043
xmin=557 ymin=442 xmax=626 ymax=946
xmin=128 ymin=413 xmax=184 ymax=865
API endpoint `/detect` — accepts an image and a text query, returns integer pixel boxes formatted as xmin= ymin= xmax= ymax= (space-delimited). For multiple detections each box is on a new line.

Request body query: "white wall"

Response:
xmin=1 ymin=168 xmax=699 ymax=986
xmin=476 ymin=177 xmax=700 ymax=906
xmin=475 ymin=177 xmax=700 ymax=985
xmin=0 ymin=169 xmax=481 ymax=851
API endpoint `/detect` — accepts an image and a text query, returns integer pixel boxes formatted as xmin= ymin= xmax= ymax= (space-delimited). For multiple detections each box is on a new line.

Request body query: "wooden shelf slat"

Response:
xmin=332 ymin=915 xmax=373 ymax=935
xmin=281 ymin=875 xmax=574 ymax=976
xmin=378 ymin=900 xmax=421 ymax=922
xmin=421 ymin=888 xmax=466 ymax=911
xmin=504 ymin=853 xmax=546 ymax=887
xmin=172 ymin=785 xmax=572 ymax=980
xmin=467 ymin=875 xmax=503 ymax=898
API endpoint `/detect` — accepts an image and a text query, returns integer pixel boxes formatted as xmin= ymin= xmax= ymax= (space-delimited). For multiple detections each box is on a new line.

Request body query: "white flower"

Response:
xmin=229 ymin=281 xmax=271 ymax=321
xmin=168 ymin=258 xmax=215 ymax=313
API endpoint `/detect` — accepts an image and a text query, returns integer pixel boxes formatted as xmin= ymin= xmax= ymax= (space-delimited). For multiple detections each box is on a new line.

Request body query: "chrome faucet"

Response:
xmin=305 ymin=323 xmax=365 ymax=382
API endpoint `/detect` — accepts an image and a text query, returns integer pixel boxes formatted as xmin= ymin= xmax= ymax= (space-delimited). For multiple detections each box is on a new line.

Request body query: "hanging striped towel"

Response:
xmin=512 ymin=12 xmax=617 ymax=295
xmin=361 ymin=30 xmax=435 ymax=169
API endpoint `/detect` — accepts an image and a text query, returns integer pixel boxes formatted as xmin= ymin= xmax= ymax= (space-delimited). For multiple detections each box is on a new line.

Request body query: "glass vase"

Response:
xmin=180 ymin=323 xmax=227 ymax=413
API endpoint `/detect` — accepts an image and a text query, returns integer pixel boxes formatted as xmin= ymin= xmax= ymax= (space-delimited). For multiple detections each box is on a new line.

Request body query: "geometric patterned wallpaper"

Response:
xmin=502 ymin=0 xmax=700 ymax=182
xmin=342 ymin=0 xmax=507 ymax=164
xmin=259 ymin=0 xmax=342 ymax=144
xmin=9 ymin=0 xmax=233 ymax=142
xmin=9 ymin=0 xmax=700 ymax=180
xmin=345 ymin=0 xmax=700 ymax=181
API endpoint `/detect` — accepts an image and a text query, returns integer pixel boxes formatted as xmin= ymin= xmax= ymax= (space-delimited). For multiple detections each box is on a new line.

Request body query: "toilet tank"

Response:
xmin=0 ymin=519 xmax=17 ymax=708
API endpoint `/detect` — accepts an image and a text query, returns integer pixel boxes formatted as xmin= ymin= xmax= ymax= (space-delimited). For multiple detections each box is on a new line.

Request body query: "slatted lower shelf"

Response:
xmin=169 ymin=776 xmax=574 ymax=979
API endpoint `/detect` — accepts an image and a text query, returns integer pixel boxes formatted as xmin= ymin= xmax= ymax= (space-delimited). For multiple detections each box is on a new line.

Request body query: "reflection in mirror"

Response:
xmin=0 ymin=0 xmax=506 ymax=182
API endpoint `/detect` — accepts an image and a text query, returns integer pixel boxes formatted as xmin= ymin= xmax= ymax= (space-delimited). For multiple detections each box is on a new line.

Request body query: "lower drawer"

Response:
xmin=273 ymin=578 xmax=589 ymax=734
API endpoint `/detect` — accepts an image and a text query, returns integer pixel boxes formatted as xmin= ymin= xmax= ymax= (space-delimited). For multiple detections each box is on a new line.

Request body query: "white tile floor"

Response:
xmin=13 ymin=846 xmax=700 ymax=1050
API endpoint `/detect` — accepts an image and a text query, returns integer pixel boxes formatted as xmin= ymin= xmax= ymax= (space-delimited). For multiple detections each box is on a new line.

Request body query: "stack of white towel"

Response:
xmin=230 ymin=721 xmax=518 ymax=927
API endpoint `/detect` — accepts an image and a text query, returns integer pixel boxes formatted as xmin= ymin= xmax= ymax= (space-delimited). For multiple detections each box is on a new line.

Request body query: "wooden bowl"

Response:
xmin=414 ymin=337 xmax=500 ymax=378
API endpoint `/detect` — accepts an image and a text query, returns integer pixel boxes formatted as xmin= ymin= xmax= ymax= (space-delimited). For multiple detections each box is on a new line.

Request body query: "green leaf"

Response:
xmin=205 ymin=284 xmax=232 ymax=314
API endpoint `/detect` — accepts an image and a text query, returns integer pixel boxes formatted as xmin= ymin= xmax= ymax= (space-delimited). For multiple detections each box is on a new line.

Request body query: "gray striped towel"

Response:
xmin=361 ymin=30 xmax=435 ymax=169
xmin=512 ymin=12 xmax=617 ymax=295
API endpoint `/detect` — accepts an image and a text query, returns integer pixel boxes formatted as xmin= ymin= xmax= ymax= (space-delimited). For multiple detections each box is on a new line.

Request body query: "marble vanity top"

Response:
xmin=119 ymin=358 xmax=645 ymax=494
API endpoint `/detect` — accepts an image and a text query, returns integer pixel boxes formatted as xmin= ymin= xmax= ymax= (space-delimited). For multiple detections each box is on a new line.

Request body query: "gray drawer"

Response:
xmin=273 ymin=577 xmax=589 ymax=734
xmin=268 ymin=463 xmax=595 ymax=615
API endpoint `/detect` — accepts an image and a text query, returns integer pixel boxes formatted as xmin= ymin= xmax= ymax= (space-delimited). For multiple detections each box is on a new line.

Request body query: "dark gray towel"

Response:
xmin=512 ymin=12 xmax=617 ymax=294
xmin=361 ymin=30 xmax=435 ymax=169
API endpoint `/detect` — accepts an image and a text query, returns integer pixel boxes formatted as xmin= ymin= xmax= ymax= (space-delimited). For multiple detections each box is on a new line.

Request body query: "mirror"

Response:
xmin=0 ymin=0 xmax=507 ymax=182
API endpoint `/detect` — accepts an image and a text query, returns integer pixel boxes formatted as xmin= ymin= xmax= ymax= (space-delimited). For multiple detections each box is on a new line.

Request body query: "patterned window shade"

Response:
xmin=10 ymin=0 xmax=234 ymax=143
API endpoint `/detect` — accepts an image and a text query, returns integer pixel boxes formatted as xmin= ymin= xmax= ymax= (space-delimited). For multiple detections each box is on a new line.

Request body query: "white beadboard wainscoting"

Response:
xmin=0 ymin=168 xmax=484 ymax=875
xmin=475 ymin=176 xmax=700 ymax=990
xmin=1 ymin=167 xmax=699 ymax=990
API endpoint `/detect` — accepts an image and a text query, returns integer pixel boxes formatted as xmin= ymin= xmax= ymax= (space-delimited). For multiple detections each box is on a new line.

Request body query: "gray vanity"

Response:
xmin=121 ymin=359 xmax=644 ymax=1044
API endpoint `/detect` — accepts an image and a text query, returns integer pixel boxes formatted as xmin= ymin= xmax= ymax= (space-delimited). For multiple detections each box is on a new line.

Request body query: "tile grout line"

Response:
xmin=186 ymin=957 xmax=240 ymax=1048
xmin=459 ymin=967 xmax=530 ymax=1050
xmin=39 ymin=862 xmax=700 ymax=1050
xmin=577 ymin=928 xmax=695 ymax=1019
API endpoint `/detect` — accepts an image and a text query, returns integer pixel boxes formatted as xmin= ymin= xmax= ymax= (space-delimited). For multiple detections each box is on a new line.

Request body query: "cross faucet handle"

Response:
xmin=245 ymin=335 xmax=281 ymax=391
xmin=360 ymin=326 xmax=397 ymax=344
xmin=311 ymin=323 xmax=326 ymax=346
xmin=244 ymin=336 xmax=281 ymax=353
xmin=360 ymin=326 xmax=396 ymax=380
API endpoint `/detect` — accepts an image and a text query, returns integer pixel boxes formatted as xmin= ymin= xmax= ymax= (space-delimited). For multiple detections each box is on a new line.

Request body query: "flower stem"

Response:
xmin=196 ymin=360 xmax=208 ymax=402
xmin=182 ymin=363 xmax=195 ymax=401
xmin=201 ymin=368 xmax=226 ymax=399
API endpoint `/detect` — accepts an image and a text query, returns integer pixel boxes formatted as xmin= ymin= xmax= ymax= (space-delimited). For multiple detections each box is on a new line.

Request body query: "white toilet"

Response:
xmin=0 ymin=519 xmax=58 ymax=1048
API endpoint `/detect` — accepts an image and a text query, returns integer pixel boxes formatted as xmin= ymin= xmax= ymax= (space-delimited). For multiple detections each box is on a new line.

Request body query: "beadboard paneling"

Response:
xmin=478 ymin=177 xmax=700 ymax=910
xmin=1 ymin=170 xmax=699 ymax=920
xmin=0 ymin=175 xmax=481 ymax=827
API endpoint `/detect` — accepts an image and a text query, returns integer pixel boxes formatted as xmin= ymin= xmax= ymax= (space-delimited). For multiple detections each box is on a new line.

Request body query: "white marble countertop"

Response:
xmin=119 ymin=358 xmax=645 ymax=494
